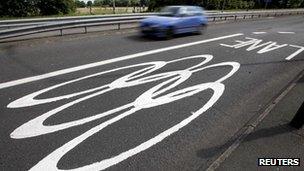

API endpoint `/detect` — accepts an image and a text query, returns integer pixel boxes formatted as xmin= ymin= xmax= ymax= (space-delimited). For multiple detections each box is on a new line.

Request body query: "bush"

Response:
xmin=0 ymin=0 xmax=39 ymax=17
xmin=0 ymin=0 xmax=76 ymax=17
xmin=38 ymin=0 xmax=76 ymax=16
xmin=147 ymin=0 xmax=304 ymax=10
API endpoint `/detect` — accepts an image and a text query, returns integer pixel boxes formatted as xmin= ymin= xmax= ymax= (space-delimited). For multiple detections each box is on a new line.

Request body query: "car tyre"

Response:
xmin=165 ymin=27 xmax=174 ymax=39
xmin=196 ymin=24 xmax=207 ymax=35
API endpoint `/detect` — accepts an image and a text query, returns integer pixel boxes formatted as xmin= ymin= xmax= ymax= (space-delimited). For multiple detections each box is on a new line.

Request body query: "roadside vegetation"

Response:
xmin=1 ymin=0 xmax=304 ymax=18
xmin=75 ymin=7 xmax=148 ymax=15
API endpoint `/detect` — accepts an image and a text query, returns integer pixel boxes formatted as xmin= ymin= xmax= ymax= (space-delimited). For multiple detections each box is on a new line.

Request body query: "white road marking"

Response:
xmin=0 ymin=33 xmax=243 ymax=90
xmin=9 ymin=54 xmax=240 ymax=171
xmin=221 ymin=37 xmax=303 ymax=60
xmin=221 ymin=37 xmax=288 ymax=54
xmin=257 ymin=42 xmax=288 ymax=54
xmin=278 ymin=31 xmax=295 ymax=34
xmin=252 ymin=32 xmax=267 ymax=35
xmin=286 ymin=45 xmax=304 ymax=60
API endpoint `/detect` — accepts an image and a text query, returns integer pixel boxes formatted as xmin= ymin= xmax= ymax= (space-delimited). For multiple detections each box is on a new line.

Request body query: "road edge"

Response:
xmin=205 ymin=69 xmax=304 ymax=171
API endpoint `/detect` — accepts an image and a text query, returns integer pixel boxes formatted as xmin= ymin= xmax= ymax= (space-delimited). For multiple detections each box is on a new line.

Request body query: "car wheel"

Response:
xmin=165 ymin=27 xmax=174 ymax=39
xmin=196 ymin=24 xmax=207 ymax=35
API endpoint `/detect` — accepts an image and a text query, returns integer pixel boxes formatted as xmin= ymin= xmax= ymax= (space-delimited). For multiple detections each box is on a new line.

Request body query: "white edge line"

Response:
xmin=0 ymin=33 xmax=243 ymax=90
xmin=285 ymin=45 xmax=304 ymax=60
xmin=278 ymin=31 xmax=295 ymax=34
xmin=252 ymin=32 xmax=267 ymax=35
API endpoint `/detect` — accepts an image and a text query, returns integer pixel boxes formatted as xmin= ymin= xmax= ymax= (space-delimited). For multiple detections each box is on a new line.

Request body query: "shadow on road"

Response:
xmin=125 ymin=33 xmax=201 ymax=42
xmin=298 ymin=73 xmax=304 ymax=83
xmin=196 ymin=123 xmax=295 ymax=159
xmin=125 ymin=35 xmax=161 ymax=42
xmin=241 ymin=58 xmax=304 ymax=67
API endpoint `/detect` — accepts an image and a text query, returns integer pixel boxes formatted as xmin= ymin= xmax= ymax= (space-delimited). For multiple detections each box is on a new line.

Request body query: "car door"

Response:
xmin=175 ymin=7 xmax=191 ymax=33
xmin=187 ymin=7 xmax=201 ymax=29
xmin=177 ymin=7 xmax=198 ymax=33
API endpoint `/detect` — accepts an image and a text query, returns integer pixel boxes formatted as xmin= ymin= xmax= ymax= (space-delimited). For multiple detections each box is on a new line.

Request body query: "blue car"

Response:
xmin=140 ymin=6 xmax=208 ymax=38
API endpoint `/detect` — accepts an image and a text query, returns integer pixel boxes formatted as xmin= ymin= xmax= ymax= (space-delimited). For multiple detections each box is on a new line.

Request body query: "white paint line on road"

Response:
xmin=278 ymin=31 xmax=295 ymax=34
xmin=19 ymin=55 xmax=239 ymax=171
xmin=0 ymin=33 xmax=243 ymax=90
xmin=286 ymin=45 xmax=304 ymax=60
xmin=221 ymin=37 xmax=304 ymax=60
xmin=252 ymin=32 xmax=267 ymax=35
xmin=7 ymin=54 xmax=240 ymax=170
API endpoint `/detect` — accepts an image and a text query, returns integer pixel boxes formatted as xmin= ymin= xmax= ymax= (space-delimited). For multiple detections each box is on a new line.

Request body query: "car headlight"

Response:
xmin=140 ymin=23 xmax=147 ymax=27
xmin=151 ymin=24 xmax=160 ymax=28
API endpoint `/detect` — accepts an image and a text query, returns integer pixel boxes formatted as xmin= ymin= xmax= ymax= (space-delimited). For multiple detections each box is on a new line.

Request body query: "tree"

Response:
xmin=288 ymin=0 xmax=304 ymax=8
xmin=37 ymin=0 xmax=76 ymax=16
xmin=0 ymin=0 xmax=39 ymax=17
xmin=147 ymin=0 xmax=202 ymax=11
xmin=1 ymin=0 xmax=77 ymax=17
xmin=93 ymin=0 xmax=104 ymax=6
xmin=76 ymin=0 xmax=86 ymax=8
xmin=87 ymin=1 xmax=93 ymax=14
xmin=139 ymin=0 xmax=149 ymax=12
xmin=111 ymin=0 xmax=116 ymax=13
xmin=1 ymin=0 xmax=304 ymax=17
xmin=129 ymin=0 xmax=139 ymax=12
xmin=87 ymin=0 xmax=93 ymax=6
xmin=115 ymin=0 xmax=129 ymax=6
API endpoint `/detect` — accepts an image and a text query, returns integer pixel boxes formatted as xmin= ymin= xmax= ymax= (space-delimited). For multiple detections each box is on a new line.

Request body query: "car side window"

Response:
xmin=185 ymin=7 xmax=193 ymax=16
xmin=178 ymin=7 xmax=188 ymax=17
xmin=187 ymin=7 xmax=201 ymax=16
xmin=198 ymin=7 xmax=204 ymax=15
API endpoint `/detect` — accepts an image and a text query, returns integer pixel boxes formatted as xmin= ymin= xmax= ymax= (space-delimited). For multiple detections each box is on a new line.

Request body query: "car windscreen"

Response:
xmin=158 ymin=7 xmax=180 ymax=17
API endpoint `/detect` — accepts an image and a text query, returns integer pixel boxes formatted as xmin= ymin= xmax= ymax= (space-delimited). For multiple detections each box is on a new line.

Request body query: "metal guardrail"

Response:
xmin=0 ymin=13 xmax=158 ymax=29
xmin=0 ymin=15 xmax=146 ymax=39
xmin=0 ymin=11 xmax=223 ymax=27
xmin=0 ymin=9 xmax=303 ymax=41
xmin=0 ymin=9 xmax=302 ymax=29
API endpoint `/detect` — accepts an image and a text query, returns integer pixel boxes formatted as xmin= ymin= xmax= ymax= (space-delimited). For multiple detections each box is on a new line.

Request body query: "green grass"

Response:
xmin=0 ymin=7 xmax=148 ymax=20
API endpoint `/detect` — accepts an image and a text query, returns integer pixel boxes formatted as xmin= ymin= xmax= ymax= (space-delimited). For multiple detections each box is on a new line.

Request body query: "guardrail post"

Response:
xmin=84 ymin=26 xmax=87 ymax=34
xmin=289 ymin=101 xmax=304 ymax=129
xmin=2 ymin=10 xmax=302 ymax=41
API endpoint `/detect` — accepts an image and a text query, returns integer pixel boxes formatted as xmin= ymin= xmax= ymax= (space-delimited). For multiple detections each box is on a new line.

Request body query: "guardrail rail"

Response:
xmin=0 ymin=9 xmax=303 ymax=42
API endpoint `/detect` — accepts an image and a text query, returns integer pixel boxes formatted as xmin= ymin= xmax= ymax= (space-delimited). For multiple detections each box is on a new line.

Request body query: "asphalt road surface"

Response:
xmin=0 ymin=15 xmax=304 ymax=171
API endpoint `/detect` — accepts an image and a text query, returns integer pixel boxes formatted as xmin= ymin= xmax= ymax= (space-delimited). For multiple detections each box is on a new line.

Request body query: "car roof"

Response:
xmin=166 ymin=5 xmax=199 ymax=7
xmin=164 ymin=5 xmax=204 ymax=10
